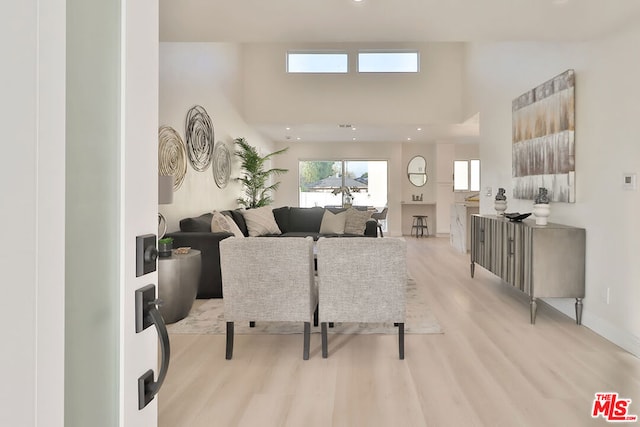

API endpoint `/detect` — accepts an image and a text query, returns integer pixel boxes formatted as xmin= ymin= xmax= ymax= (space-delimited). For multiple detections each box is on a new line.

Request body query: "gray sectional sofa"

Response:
xmin=165 ymin=206 xmax=378 ymax=298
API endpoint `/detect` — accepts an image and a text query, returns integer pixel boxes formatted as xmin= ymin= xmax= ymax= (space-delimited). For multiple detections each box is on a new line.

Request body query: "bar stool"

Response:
xmin=411 ymin=215 xmax=429 ymax=237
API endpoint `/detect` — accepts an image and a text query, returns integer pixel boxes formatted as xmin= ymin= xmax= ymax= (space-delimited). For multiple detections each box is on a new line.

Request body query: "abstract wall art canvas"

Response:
xmin=512 ymin=69 xmax=575 ymax=202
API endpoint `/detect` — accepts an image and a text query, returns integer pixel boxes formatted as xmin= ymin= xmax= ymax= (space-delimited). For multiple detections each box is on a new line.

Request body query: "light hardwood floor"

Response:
xmin=159 ymin=237 xmax=640 ymax=427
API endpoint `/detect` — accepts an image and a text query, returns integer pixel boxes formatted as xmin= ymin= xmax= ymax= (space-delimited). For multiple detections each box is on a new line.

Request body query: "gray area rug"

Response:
xmin=167 ymin=279 xmax=443 ymax=335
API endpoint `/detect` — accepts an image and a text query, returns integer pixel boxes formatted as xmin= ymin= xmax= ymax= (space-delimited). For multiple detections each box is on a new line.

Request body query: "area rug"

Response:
xmin=167 ymin=279 xmax=443 ymax=335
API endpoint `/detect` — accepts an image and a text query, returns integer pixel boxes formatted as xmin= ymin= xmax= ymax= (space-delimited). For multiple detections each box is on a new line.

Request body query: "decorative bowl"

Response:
xmin=504 ymin=212 xmax=532 ymax=222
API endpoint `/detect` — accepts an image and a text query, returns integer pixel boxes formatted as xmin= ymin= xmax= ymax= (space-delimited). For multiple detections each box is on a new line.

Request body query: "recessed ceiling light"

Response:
xmin=296 ymin=137 xmax=301 ymax=141
xmin=352 ymin=127 xmax=357 ymax=131
xmin=285 ymin=127 xmax=291 ymax=131
xmin=417 ymin=127 xmax=422 ymax=131
xmin=407 ymin=137 xmax=412 ymax=141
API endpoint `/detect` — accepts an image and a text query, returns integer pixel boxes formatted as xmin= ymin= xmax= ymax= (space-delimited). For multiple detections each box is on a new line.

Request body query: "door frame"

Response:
xmin=3 ymin=0 xmax=159 ymax=426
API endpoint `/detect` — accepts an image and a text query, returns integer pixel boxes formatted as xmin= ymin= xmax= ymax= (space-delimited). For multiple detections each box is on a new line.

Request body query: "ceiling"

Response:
xmin=159 ymin=0 xmax=640 ymax=144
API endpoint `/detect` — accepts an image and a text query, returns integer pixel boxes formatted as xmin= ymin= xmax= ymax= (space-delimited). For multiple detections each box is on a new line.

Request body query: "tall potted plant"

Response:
xmin=234 ymin=137 xmax=288 ymax=208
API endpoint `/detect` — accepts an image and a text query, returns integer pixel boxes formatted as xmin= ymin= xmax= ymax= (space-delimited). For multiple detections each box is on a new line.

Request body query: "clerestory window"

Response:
xmin=358 ymin=51 xmax=419 ymax=73
xmin=286 ymin=52 xmax=348 ymax=73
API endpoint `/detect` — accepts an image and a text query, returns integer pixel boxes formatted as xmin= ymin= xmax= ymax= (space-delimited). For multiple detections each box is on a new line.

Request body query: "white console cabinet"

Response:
xmin=470 ymin=215 xmax=585 ymax=324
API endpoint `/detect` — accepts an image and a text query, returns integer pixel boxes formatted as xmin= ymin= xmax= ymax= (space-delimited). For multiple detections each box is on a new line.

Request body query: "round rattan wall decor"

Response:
xmin=184 ymin=105 xmax=214 ymax=172
xmin=212 ymin=141 xmax=231 ymax=188
xmin=158 ymin=125 xmax=187 ymax=191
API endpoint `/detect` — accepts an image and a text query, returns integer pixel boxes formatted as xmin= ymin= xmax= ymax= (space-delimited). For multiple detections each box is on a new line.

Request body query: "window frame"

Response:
xmin=453 ymin=159 xmax=480 ymax=192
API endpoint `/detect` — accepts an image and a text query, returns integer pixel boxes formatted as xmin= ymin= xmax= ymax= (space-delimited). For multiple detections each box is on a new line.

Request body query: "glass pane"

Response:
xmin=470 ymin=159 xmax=480 ymax=191
xmin=358 ymin=52 xmax=419 ymax=73
xmin=298 ymin=160 xmax=387 ymax=209
xmin=287 ymin=53 xmax=348 ymax=73
xmin=299 ymin=160 xmax=342 ymax=207
xmin=454 ymin=160 xmax=469 ymax=191
xmin=345 ymin=160 xmax=387 ymax=208
xmin=66 ymin=0 xmax=120 ymax=424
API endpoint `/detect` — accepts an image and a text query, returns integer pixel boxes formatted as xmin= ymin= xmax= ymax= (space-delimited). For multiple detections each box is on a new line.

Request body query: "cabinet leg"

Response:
xmin=575 ymin=298 xmax=583 ymax=325
xmin=470 ymin=262 xmax=475 ymax=278
xmin=530 ymin=298 xmax=537 ymax=325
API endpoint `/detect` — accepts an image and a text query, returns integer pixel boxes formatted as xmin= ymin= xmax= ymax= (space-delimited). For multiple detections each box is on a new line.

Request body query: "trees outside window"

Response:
xmin=298 ymin=160 xmax=387 ymax=208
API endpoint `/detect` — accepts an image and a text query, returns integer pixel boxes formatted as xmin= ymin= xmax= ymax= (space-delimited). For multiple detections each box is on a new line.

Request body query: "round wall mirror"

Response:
xmin=407 ymin=155 xmax=428 ymax=187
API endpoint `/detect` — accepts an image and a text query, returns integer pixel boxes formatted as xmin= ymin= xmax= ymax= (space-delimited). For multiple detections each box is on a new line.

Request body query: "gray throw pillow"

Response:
xmin=211 ymin=211 xmax=244 ymax=238
xmin=344 ymin=208 xmax=372 ymax=235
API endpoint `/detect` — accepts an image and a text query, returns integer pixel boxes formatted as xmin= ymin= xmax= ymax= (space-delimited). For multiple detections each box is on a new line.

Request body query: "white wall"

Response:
xmin=465 ymin=29 xmax=640 ymax=356
xmin=243 ymin=42 xmax=465 ymax=126
xmin=159 ymin=43 xmax=275 ymax=232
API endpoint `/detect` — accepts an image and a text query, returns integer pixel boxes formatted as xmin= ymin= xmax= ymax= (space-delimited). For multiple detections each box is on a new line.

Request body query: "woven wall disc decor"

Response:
xmin=212 ymin=141 xmax=231 ymax=188
xmin=184 ymin=105 xmax=214 ymax=172
xmin=158 ymin=125 xmax=187 ymax=191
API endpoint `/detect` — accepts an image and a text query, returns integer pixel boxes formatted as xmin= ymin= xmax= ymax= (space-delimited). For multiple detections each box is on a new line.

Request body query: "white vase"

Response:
xmin=494 ymin=200 xmax=507 ymax=216
xmin=533 ymin=203 xmax=550 ymax=225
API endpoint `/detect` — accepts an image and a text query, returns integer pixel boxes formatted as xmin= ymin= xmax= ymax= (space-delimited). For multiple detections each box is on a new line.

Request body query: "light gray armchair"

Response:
xmin=316 ymin=237 xmax=407 ymax=359
xmin=219 ymin=236 xmax=317 ymax=360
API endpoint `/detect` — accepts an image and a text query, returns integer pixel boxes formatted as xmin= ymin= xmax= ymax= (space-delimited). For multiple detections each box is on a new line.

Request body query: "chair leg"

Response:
xmin=398 ymin=322 xmax=405 ymax=360
xmin=303 ymin=322 xmax=311 ymax=360
xmin=226 ymin=322 xmax=234 ymax=360
xmin=377 ymin=223 xmax=384 ymax=238
xmin=321 ymin=322 xmax=328 ymax=358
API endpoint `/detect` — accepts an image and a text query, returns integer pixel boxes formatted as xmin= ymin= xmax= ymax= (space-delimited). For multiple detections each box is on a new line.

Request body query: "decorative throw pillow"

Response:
xmin=180 ymin=213 xmax=214 ymax=232
xmin=223 ymin=215 xmax=245 ymax=238
xmin=241 ymin=206 xmax=282 ymax=237
xmin=344 ymin=208 xmax=372 ymax=235
xmin=211 ymin=211 xmax=238 ymax=236
xmin=319 ymin=209 xmax=347 ymax=234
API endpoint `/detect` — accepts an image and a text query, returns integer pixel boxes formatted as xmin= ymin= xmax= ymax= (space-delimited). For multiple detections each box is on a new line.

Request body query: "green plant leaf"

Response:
xmin=234 ymin=137 xmax=288 ymax=208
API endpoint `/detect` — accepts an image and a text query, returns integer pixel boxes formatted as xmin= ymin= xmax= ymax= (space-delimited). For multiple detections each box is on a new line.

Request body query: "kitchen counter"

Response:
xmin=450 ymin=203 xmax=479 ymax=253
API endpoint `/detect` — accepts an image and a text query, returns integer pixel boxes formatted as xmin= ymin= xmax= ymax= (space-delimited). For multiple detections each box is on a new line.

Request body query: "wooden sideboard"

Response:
xmin=470 ymin=215 xmax=585 ymax=325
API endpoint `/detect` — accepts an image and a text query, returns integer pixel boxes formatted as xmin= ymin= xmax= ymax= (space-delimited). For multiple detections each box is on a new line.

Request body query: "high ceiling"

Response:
xmin=160 ymin=0 xmax=640 ymax=43
xmin=159 ymin=0 xmax=640 ymax=143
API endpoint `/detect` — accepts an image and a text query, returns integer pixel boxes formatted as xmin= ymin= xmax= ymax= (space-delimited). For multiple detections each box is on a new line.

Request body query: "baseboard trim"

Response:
xmin=544 ymin=299 xmax=640 ymax=358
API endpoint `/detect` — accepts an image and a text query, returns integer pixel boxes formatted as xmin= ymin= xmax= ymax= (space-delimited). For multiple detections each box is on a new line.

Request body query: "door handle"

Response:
xmin=136 ymin=285 xmax=171 ymax=410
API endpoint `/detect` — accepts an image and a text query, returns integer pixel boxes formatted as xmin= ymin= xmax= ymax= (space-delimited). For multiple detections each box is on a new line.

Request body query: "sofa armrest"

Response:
xmin=164 ymin=231 xmax=233 ymax=298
